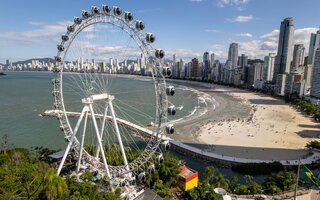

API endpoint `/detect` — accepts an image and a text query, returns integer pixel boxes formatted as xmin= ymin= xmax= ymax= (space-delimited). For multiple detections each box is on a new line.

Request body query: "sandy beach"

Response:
xmin=197 ymin=86 xmax=320 ymax=148
xmin=168 ymin=80 xmax=320 ymax=160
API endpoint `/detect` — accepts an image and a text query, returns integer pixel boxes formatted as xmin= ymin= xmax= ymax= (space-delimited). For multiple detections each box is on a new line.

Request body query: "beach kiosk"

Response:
xmin=178 ymin=165 xmax=198 ymax=191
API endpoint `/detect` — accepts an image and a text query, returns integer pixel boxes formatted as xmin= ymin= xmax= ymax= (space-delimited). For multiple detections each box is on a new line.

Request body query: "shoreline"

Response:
xmin=8 ymin=71 xmax=320 ymax=160
xmin=170 ymin=80 xmax=320 ymax=160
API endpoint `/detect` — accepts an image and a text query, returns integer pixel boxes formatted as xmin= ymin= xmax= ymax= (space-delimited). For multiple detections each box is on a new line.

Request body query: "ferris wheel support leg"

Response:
xmin=108 ymin=100 xmax=129 ymax=170
xmin=77 ymin=111 xmax=89 ymax=173
xmin=57 ymin=106 xmax=88 ymax=175
xmin=95 ymin=104 xmax=109 ymax=159
xmin=88 ymin=103 xmax=111 ymax=178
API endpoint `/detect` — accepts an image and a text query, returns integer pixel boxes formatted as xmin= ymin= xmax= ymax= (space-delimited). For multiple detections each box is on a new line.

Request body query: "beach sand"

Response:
xmin=198 ymin=87 xmax=320 ymax=147
xmin=169 ymin=80 xmax=320 ymax=160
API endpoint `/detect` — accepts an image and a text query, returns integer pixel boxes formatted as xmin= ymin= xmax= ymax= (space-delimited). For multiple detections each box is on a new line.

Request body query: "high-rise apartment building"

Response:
xmin=210 ymin=53 xmax=215 ymax=67
xmin=273 ymin=17 xmax=294 ymax=95
xmin=307 ymin=29 xmax=320 ymax=65
xmin=6 ymin=59 xmax=10 ymax=67
xmin=310 ymin=48 xmax=320 ymax=98
xmin=274 ymin=17 xmax=294 ymax=76
xmin=248 ymin=62 xmax=263 ymax=85
xmin=238 ymin=54 xmax=248 ymax=69
xmin=228 ymin=43 xmax=238 ymax=69
xmin=291 ymin=44 xmax=305 ymax=72
xmin=191 ymin=58 xmax=200 ymax=79
xmin=238 ymin=54 xmax=248 ymax=80
xmin=304 ymin=29 xmax=320 ymax=94
xmin=203 ymin=52 xmax=210 ymax=80
xmin=262 ymin=53 xmax=275 ymax=82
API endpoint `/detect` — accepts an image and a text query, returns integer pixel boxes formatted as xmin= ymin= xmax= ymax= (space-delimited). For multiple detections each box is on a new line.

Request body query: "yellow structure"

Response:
xmin=178 ymin=165 xmax=198 ymax=191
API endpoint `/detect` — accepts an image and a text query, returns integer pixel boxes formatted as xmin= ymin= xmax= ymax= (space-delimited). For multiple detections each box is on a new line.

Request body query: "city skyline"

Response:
xmin=0 ymin=0 xmax=320 ymax=63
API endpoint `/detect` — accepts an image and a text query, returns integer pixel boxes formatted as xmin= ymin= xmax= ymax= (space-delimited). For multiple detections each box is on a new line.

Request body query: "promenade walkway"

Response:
xmin=44 ymin=110 xmax=320 ymax=166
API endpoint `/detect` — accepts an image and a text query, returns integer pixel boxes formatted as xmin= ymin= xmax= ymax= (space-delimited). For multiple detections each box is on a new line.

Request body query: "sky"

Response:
xmin=0 ymin=0 xmax=319 ymax=63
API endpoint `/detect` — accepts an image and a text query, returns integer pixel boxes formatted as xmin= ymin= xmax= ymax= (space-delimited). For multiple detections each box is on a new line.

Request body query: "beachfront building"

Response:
xmin=228 ymin=43 xmax=238 ymax=69
xmin=305 ymin=29 xmax=320 ymax=94
xmin=178 ymin=165 xmax=198 ymax=191
xmin=285 ymin=44 xmax=305 ymax=96
xmin=262 ymin=53 xmax=275 ymax=82
xmin=224 ymin=43 xmax=238 ymax=84
xmin=203 ymin=52 xmax=210 ymax=80
xmin=190 ymin=58 xmax=201 ymax=80
xmin=273 ymin=17 xmax=294 ymax=95
xmin=248 ymin=62 xmax=263 ymax=86
xmin=291 ymin=44 xmax=305 ymax=73
xmin=210 ymin=53 xmax=215 ymax=68
xmin=238 ymin=54 xmax=248 ymax=81
xmin=310 ymin=48 xmax=320 ymax=98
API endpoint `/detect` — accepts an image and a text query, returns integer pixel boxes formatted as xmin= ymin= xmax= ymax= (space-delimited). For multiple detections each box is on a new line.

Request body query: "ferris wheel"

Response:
xmin=51 ymin=5 xmax=177 ymax=186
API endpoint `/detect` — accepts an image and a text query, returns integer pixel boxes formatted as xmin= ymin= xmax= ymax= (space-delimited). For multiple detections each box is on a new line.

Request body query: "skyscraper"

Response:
xmin=291 ymin=44 xmax=305 ymax=72
xmin=238 ymin=54 xmax=248 ymax=69
xmin=228 ymin=43 xmax=238 ymax=69
xmin=307 ymin=29 xmax=320 ymax=66
xmin=210 ymin=53 xmax=215 ymax=67
xmin=6 ymin=59 xmax=10 ymax=67
xmin=191 ymin=58 xmax=200 ymax=79
xmin=173 ymin=54 xmax=176 ymax=66
xmin=273 ymin=17 xmax=294 ymax=95
xmin=203 ymin=52 xmax=210 ymax=80
xmin=273 ymin=17 xmax=294 ymax=79
xmin=238 ymin=54 xmax=248 ymax=80
xmin=310 ymin=48 xmax=320 ymax=98
xmin=262 ymin=53 xmax=275 ymax=82
xmin=304 ymin=29 xmax=320 ymax=94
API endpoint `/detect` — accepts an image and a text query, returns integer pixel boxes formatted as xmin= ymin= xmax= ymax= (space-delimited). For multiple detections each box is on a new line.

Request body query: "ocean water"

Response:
xmin=0 ymin=71 xmax=200 ymax=149
xmin=0 ymin=71 xmax=264 ymax=182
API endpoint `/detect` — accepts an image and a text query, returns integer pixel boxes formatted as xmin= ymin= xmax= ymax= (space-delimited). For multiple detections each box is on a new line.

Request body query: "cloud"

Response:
xmin=211 ymin=44 xmax=225 ymax=49
xmin=237 ymin=33 xmax=253 ymax=37
xmin=66 ymin=41 xmax=141 ymax=61
xmin=238 ymin=27 xmax=318 ymax=59
xmin=260 ymin=29 xmax=279 ymax=41
xmin=84 ymin=34 xmax=96 ymax=39
xmin=217 ymin=0 xmax=250 ymax=9
xmin=229 ymin=15 xmax=253 ymax=23
xmin=167 ymin=49 xmax=202 ymax=61
xmin=294 ymin=27 xmax=318 ymax=46
xmin=205 ymin=29 xmax=220 ymax=33
xmin=190 ymin=0 xmax=206 ymax=2
xmin=0 ymin=21 xmax=112 ymax=45
xmin=28 ymin=21 xmax=47 ymax=26
xmin=212 ymin=50 xmax=228 ymax=60
xmin=0 ymin=21 xmax=71 ymax=43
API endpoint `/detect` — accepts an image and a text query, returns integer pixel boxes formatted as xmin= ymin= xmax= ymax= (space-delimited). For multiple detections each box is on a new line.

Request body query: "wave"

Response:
xmin=163 ymin=85 xmax=219 ymax=126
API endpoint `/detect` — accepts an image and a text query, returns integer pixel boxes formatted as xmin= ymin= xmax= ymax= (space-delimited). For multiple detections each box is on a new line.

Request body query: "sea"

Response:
xmin=0 ymin=71 xmax=263 ymax=181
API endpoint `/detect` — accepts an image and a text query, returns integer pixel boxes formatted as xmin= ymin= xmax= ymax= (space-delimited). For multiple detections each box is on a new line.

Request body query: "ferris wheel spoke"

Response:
xmin=52 ymin=4 xmax=175 ymax=185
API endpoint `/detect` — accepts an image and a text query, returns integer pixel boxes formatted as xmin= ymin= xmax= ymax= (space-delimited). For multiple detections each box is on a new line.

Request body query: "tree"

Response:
xmin=39 ymin=168 xmax=68 ymax=200
xmin=103 ymin=188 xmax=122 ymax=200
xmin=229 ymin=176 xmax=239 ymax=191
xmin=274 ymin=171 xmax=296 ymax=191
xmin=262 ymin=176 xmax=281 ymax=195
xmin=0 ymin=149 xmax=47 ymax=200
xmin=152 ymin=179 xmax=172 ymax=199
xmin=203 ymin=166 xmax=229 ymax=191
xmin=156 ymin=153 xmax=180 ymax=187
xmin=244 ymin=175 xmax=253 ymax=184
xmin=247 ymin=181 xmax=262 ymax=194
xmin=185 ymin=183 xmax=223 ymax=200
xmin=32 ymin=146 xmax=60 ymax=164
xmin=306 ymin=140 xmax=320 ymax=150
xmin=234 ymin=184 xmax=248 ymax=195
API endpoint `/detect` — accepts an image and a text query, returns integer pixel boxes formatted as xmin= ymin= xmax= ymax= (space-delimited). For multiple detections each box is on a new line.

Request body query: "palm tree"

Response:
xmin=41 ymin=168 xmax=68 ymax=200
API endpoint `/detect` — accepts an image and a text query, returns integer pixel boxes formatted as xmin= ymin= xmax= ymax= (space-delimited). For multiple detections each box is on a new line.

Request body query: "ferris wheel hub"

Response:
xmin=81 ymin=93 xmax=114 ymax=104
